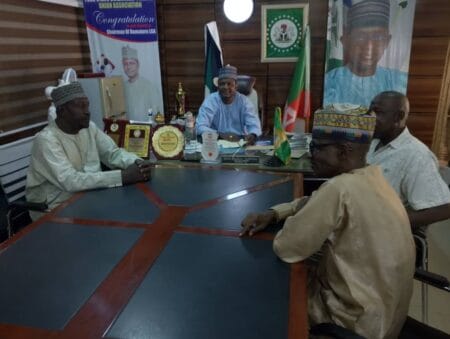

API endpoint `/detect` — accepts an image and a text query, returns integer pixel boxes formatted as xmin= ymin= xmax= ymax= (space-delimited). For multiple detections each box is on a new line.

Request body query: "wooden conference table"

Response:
xmin=0 ymin=166 xmax=308 ymax=339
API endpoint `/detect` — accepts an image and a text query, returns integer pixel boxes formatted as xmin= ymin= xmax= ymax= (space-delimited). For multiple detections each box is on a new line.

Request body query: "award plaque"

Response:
xmin=103 ymin=118 xmax=127 ymax=147
xmin=151 ymin=125 xmax=184 ymax=160
xmin=200 ymin=131 xmax=220 ymax=164
xmin=123 ymin=124 xmax=151 ymax=158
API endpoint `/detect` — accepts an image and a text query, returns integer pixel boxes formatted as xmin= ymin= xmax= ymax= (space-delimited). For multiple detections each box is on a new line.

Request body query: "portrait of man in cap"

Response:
xmin=196 ymin=64 xmax=262 ymax=145
xmin=240 ymin=104 xmax=415 ymax=339
xmin=122 ymin=45 xmax=162 ymax=121
xmin=323 ymin=0 xmax=410 ymax=107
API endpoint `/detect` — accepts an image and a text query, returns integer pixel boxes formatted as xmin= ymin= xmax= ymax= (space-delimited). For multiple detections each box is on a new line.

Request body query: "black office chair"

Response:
xmin=309 ymin=266 xmax=450 ymax=339
xmin=309 ymin=226 xmax=449 ymax=339
xmin=310 ymin=323 xmax=366 ymax=339
xmin=398 ymin=316 xmax=450 ymax=339
xmin=310 ymin=316 xmax=450 ymax=339
xmin=236 ymin=75 xmax=266 ymax=134
xmin=0 ymin=136 xmax=47 ymax=242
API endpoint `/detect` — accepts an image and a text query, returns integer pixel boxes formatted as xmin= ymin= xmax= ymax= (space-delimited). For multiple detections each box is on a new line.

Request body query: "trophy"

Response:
xmin=175 ymin=82 xmax=186 ymax=118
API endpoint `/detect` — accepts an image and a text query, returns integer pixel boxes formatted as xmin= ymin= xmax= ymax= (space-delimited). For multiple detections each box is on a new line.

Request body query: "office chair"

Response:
xmin=236 ymin=75 xmax=266 ymax=133
xmin=414 ymin=166 xmax=450 ymax=323
xmin=310 ymin=316 xmax=450 ymax=339
xmin=0 ymin=136 xmax=47 ymax=241
xmin=310 ymin=248 xmax=450 ymax=339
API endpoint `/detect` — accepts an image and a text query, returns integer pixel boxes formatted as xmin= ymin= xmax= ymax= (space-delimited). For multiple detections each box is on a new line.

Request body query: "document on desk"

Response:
xmin=246 ymin=145 xmax=274 ymax=151
xmin=218 ymin=139 xmax=244 ymax=148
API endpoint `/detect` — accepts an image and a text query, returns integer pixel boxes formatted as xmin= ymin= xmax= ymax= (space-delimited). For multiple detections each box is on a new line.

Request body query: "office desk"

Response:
xmin=0 ymin=167 xmax=308 ymax=339
xmin=157 ymin=151 xmax=314 ymax=174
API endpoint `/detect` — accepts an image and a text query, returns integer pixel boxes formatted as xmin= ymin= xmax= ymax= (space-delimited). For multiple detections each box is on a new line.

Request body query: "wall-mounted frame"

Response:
xmin=261 ymin=3 xmax=309 ymax=63
xmin=37 ymin=0 xmax=82 ymax=7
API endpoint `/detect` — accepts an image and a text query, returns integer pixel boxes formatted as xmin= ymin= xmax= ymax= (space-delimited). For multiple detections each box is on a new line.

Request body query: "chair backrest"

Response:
xmin=0 ymin=136 xmax=35 ymax=204
xmin=236 ymin=75 xmax=265 ymax=131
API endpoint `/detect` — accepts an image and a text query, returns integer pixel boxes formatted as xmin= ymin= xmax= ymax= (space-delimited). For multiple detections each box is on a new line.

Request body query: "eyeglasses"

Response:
xmin=309 ymin=140 xmax=336 ymax=154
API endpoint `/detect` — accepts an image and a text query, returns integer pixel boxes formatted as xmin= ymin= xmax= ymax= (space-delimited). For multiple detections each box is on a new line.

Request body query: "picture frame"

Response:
xmin=123 ymin=124 xmax=152 ymax=159
xmin=261 ymin=3 xmax=309 ymax=62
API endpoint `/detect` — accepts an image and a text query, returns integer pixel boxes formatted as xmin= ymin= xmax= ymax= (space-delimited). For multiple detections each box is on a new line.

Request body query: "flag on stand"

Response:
xmin=283 ymin=25 xmax=311 ymax=133
xmin=204 ymin=21 xmax=223 ymax=98
xmin=274 ymin=107 xmax=291 ymax=165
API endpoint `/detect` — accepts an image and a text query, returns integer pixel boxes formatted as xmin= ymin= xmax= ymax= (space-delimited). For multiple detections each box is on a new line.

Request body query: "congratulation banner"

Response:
xmin=83 ymin=0 xmax=164 ymax=121
xmin=323 ymin=0 xmax=416 ymax=108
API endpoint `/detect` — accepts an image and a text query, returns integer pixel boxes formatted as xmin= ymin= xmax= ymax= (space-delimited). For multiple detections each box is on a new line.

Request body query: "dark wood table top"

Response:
xmin=0 ymin=167 xmax=308 ymax=339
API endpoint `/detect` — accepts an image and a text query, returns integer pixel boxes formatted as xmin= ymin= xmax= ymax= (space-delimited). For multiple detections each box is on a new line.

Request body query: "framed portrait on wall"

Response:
xmin=261 ymin=3 xmax=309 ymax=62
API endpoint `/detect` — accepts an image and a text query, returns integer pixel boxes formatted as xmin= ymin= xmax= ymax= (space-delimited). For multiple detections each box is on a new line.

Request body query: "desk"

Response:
xmin=172 ymin=150 xmax=314 ymax=174
xmin=0 ymin=167 xmax=308 ymax=339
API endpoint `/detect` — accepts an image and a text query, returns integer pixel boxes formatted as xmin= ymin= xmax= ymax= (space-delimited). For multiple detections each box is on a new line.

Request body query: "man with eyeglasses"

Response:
xmin=240 ymin=105 xmax=415 ymax=339
xmin=323 ymin=0 xmax=408 ymax=107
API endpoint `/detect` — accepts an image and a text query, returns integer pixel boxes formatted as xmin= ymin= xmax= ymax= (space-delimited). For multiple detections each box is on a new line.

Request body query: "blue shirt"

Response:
xmin=196 ymin=92 xmax=262 ymax=136
xmin=323 ymin=66 xmax=408 ymax=107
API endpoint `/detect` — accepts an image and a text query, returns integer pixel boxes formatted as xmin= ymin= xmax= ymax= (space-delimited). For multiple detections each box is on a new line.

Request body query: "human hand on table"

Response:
xmin=239 ymin=210 xmax=277 ymax=237
xmin=244 ymin=133 xmax=257 ymax=146
xmin=121 ymin=159 xmax=153 ymax=185
xmin=219 ymin=132 xmax=241 ymax=142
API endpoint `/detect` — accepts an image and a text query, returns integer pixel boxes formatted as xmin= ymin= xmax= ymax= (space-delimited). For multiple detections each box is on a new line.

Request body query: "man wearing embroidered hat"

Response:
xmin=324 ymin=0 xmax=408 ymax=107
xmin=122 ymin=45 xmax=161 ymax=121
xmin=240 ymin=105 xmax=414 ymax=339
xmin=26 ymin=82 xmax=153 ymax=218
xmin=196 ymin=64 xmax=262 ymax=145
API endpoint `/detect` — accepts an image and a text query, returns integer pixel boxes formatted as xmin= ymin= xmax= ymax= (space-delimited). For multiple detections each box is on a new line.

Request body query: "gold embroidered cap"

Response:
xmin=312 ymin=104 xmax=376 ymax=143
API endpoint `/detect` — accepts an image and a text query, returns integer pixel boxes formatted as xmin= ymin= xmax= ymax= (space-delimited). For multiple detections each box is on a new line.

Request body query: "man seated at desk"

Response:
xmin=26 ymin=82 xmax=152 ymax=218
xmin=240 ymin=106 xmax=415 ymax=339
xmin=196 ymin=65 xmax=262 ymax=145
xmin=367 ymin=91 xmax=450 ymax=231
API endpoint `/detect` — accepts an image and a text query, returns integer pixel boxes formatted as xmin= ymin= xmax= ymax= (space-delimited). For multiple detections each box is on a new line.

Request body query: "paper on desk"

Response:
xmin=218 ymin=139 xmax=245 ymax=148
xmin=246 ymin=145 xmax=274 ymax=151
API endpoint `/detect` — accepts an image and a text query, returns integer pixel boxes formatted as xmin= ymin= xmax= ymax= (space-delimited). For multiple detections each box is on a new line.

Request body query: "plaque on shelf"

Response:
xmin=123 ymin=124 xmax=151 ymax=158
xmin=151 ymin=124 xmax=184 ymax=160
xmin=103 ymin=118 xmax=128 ymax=147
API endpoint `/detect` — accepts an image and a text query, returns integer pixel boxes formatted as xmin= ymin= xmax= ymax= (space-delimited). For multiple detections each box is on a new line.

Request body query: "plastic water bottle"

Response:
xmin=184 ymin=111 xmax=195 ymax=143
xmin=147 ymin=108 xmax=154 ymax=124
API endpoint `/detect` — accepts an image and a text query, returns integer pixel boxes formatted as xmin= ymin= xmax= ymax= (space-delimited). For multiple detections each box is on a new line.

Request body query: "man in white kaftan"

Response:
xmin=26 ymin=82 xmax=153 ymax=218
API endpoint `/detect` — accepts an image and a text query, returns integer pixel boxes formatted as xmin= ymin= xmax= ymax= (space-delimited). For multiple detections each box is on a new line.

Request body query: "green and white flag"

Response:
xmin=204 ymin=21 xmax=223 ymax=98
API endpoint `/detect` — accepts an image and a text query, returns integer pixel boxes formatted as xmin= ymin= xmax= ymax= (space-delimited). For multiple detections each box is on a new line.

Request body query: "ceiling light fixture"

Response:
xmin=223 ymin=0 xmax=254 ymax=24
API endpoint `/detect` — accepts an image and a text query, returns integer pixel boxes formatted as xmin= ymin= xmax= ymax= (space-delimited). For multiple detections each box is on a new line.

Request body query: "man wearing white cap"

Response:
xmin=324 ymin=0 xmax=408 ymax=107
xmin=196 ymin=65 xmax=262 ymax=145
xmin=26 ymin=82 xmax=153 ymax=218
xmin=122 ymin=45 xmax=161 ymax=120
xmin=240 ymin=105 xmax=414 ymax=339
